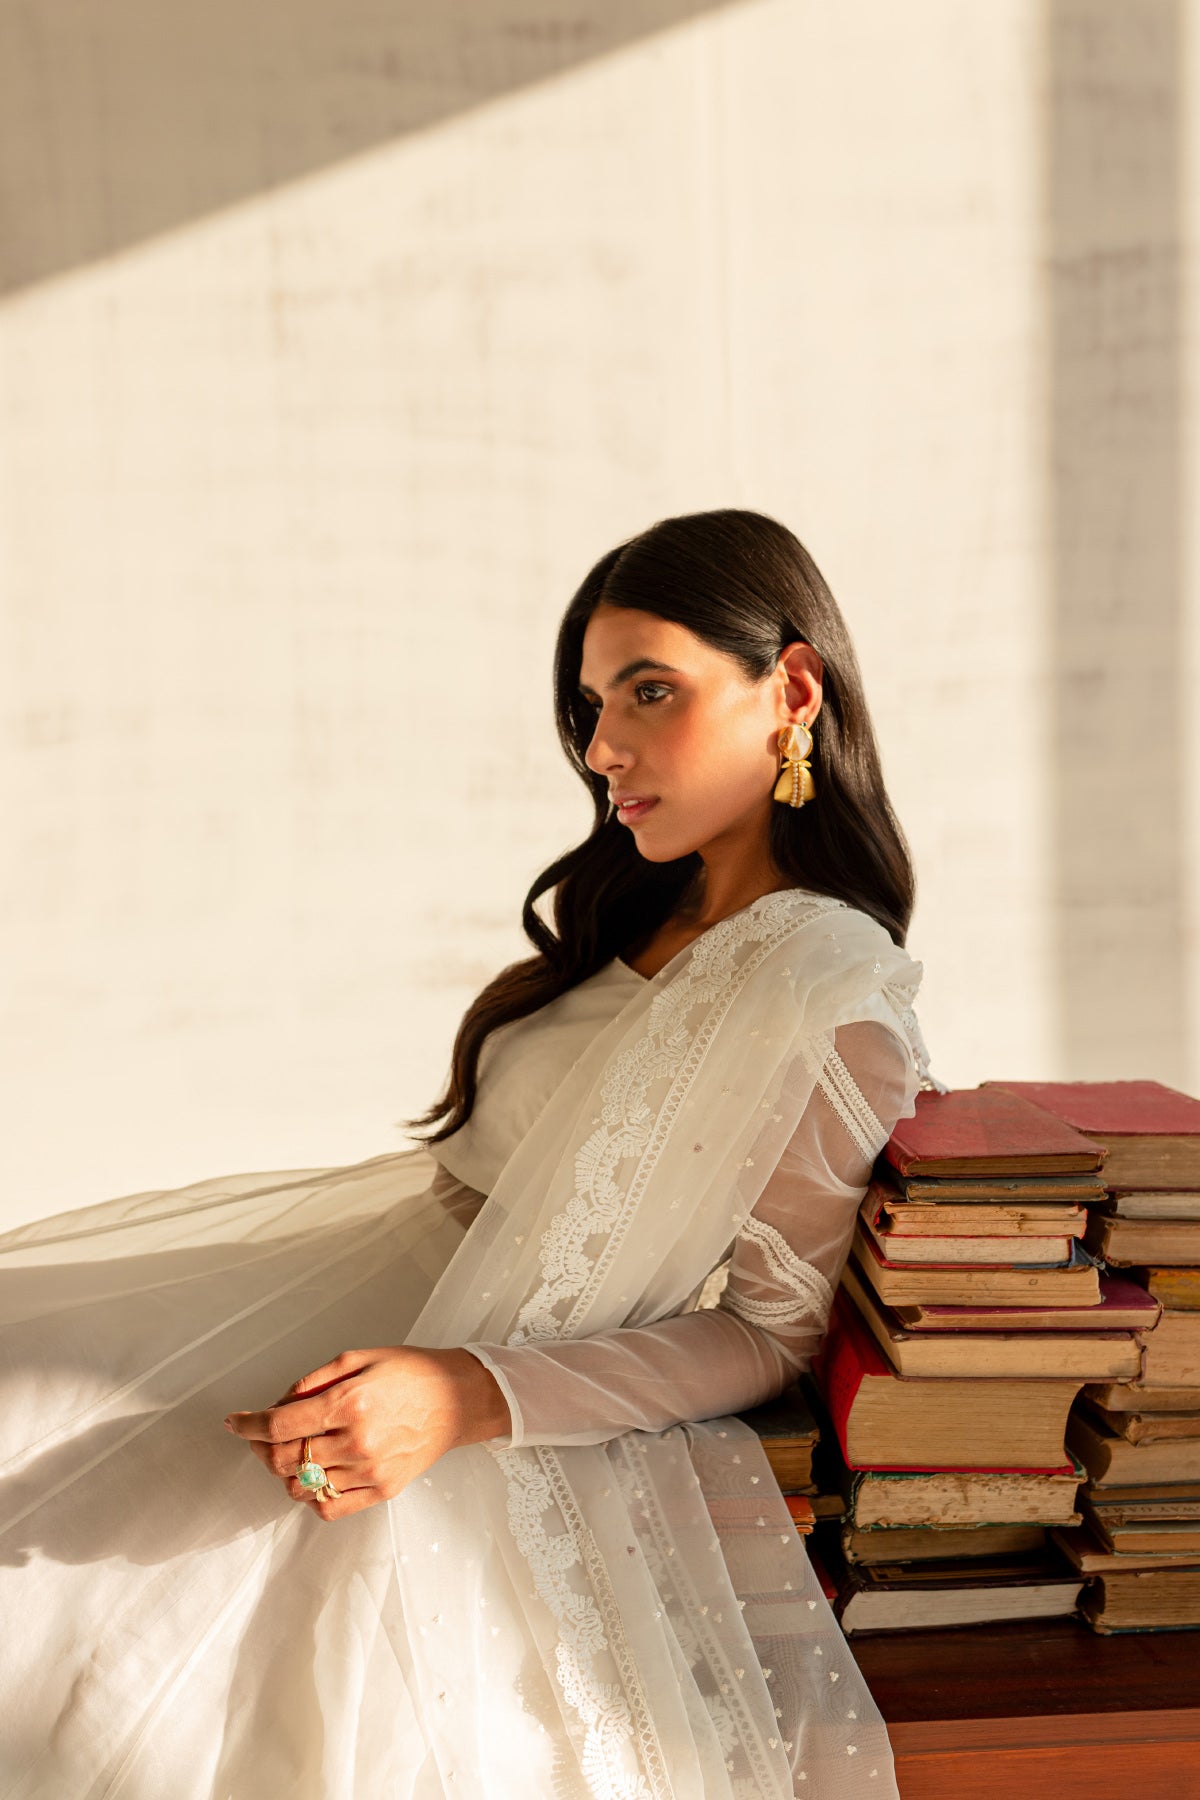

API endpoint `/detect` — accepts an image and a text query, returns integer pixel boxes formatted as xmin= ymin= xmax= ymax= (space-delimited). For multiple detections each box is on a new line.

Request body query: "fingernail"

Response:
xmin=223 ymin=1418 xmax=235 ymax=1430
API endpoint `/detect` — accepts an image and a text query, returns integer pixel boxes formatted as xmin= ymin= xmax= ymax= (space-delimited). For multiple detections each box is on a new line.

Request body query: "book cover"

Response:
xmin=882 ymin=1087 xmax=1107 ymax=1179
xmin=811 ymin=1288 xmax=1077 ymax=1476
xmin=983 ymin=1078 xmax=1200 ymax=1190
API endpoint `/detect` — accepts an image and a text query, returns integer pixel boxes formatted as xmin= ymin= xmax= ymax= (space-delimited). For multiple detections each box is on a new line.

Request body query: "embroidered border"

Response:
xmin=611 ymin=1433 xmax=786 ymax=1795
xmin=491 ymin=1441 xmax=669 ymax=1799
xmin=818 ymin=1042 xmax=889 ymax=1163
xmin=508 ymin=892 xmax=848 ymax=1347
xmin=488 ymin=891 xmax=913 ymax=1796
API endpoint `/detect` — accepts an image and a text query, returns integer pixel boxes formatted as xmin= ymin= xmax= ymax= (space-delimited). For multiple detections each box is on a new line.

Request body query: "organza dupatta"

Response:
xmin=0 ymin=887 xmax=923 ymax=1797
xmin=389 ymin=889 xmax=923 ymax=1797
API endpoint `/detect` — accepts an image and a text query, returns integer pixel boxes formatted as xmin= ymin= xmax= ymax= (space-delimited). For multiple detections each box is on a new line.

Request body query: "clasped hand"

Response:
xmin=223 ymin=1345 xmax=509 ymax=1521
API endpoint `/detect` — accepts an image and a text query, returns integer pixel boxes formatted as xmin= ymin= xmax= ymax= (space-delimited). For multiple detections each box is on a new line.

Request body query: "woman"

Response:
xmin=0 ymin=509 xmax=939 ymax=1798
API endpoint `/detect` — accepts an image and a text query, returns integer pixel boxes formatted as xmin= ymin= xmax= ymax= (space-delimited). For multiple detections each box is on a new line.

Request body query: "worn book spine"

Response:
xmin=1136 ymin=1266 xmax=1200 ymax=1310
xmin=811 ymin=1288 xmax=1075 ymax=1476
xmin=1085 ymin=1216 xmax=1200 ymax=1265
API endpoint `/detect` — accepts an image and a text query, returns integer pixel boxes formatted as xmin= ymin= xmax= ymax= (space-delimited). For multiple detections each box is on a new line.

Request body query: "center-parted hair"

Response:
xmin=404 ymin=507 xmax=915 ymax=1145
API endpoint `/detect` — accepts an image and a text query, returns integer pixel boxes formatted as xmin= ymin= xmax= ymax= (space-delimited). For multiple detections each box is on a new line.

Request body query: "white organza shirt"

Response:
xmin=431 ymin=954 xmax=915 ymax=1450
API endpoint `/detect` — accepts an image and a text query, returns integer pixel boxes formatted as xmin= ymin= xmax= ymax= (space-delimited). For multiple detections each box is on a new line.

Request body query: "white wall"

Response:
xmin=3 ymin=0 xmax=1197 ymax=1228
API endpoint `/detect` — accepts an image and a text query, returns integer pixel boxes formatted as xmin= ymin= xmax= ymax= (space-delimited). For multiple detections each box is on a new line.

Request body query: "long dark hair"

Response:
xmin=403 ymin=507 xmax=915 ymax=1145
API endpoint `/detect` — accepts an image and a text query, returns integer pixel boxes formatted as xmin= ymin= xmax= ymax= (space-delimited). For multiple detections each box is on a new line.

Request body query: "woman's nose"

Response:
xmin=583 ymin=718 xmax=626 ymax=776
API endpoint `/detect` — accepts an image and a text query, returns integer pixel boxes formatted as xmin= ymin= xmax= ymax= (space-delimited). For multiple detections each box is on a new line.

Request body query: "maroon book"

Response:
xmin=889 ymin=1268 xmax=1161 ymax=1332
xmin=881 ymin=1087 xmax=1107 ymax=1179
xmin=982 ymin=1078 xmax=1200 ymax=1137
xmin=981 ymin=1078 xmax=1200 ymax=1191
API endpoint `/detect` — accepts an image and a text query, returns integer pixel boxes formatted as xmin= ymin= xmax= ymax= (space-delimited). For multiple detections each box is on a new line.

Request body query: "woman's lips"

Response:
xmin=616 ymin=797 xmax=659 ymax=824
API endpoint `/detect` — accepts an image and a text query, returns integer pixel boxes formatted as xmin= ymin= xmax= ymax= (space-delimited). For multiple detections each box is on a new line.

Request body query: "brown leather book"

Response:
xmin=1050 ymin=1511 xmax=1200 ymax=1570
xmin=840 ymin=1258 xmax=1141 ymax=1380
xmin=859 ymin=1187 xmax=1078 ymax=1265
xmin=1110 ymin=1191 xmax=1200 ymax=1219
xmin=982 ymin=1077 xmax=1200 ymax=1189
xmin=1081 ymin=1398 xmax=1200 ymax=1444
xmin=876 ymin=1166 xmax=1107 ymax=1203
xmin=1067 ymin=1405 xmax=1200 ymax=1485
xmin=812 ymin=1288 xmax=1083 ymax=1473
xmin=1138 ymin=1308 xmax=1200 ymax=1387
xmin=825 ymin=1540 xmax=1085 ymax=1635
xmin=1084 ymin=1380 xmax=1200 ymax=1412
xmin=1079 ymin=1563 xmax=1200 ymax=1632
xmin=733 ymin=1382 xmax=821 ymax=1493
xmin=1084 ymin=1213 xmax=1200 ymax=1266
xmin=840 ymin=1458 xmax=1084 ymax=1530
xmin=841 ymin=1520 xmax=1048 ymax=1565
xmin=851 ymin=1224 xmax=1102 ymax=1308
xmin=877 ymin=1267 xmax=1159 ymax=1333
xmin=1134 ymin=1266 xmax=1200 ymax=1310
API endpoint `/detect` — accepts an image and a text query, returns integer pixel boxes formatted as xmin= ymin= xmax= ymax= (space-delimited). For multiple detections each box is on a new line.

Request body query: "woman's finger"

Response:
xmin=244 ymin=1435 xmax=347 ymax=1481
xmin=271 ymin=1349 xmax=374 ymax=1406
xmin=224 ymin=1391 xmax=351 ymax=1446
xmin=288 ymin=1481 xmax=383 ymax=1522
xmin=284 ymin=1467 xmax=356 ymax=1503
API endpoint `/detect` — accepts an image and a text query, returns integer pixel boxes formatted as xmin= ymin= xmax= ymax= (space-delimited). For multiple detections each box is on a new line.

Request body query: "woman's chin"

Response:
xmin=630 ymin=828 xmax=692 ymax=865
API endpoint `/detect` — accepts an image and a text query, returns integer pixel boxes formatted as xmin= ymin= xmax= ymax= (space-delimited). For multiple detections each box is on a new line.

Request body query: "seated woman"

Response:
xmin=0 ymin=506 xmax=939 ymax=1798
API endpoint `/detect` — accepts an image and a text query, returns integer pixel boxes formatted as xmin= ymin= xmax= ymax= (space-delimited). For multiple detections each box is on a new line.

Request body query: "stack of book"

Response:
xmin=978 ymin=1080 xmax=1200 ymax=1635
xmin=790 ymin=1082 xmax=1176 ymax=1634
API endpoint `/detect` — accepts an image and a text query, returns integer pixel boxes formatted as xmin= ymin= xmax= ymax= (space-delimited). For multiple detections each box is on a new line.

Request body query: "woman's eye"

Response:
xmin=634 ymin=684 xmax=670 ymax=705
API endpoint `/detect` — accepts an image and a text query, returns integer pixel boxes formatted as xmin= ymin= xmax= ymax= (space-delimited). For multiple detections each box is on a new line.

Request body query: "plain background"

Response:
xmin=3 ymin=0 xmax=1197 ymax=1228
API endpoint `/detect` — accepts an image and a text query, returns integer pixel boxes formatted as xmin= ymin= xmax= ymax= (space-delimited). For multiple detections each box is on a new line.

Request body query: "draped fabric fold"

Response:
xmin=0 ymin=887 xmax=929 ymax=1797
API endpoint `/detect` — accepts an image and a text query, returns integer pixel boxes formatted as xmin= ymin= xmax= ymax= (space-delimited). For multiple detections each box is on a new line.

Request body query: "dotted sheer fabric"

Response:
xmin=439 ymin=1008 xmax=913 ymax=1449
xmin=416 ymin=952 xmax=918 ymax=1795
xmin=0 ymin=904 xmax=923 ymax=1796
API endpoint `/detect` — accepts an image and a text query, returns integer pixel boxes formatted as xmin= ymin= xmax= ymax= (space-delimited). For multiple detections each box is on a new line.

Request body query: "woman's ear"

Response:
xmin=776 ymin=640 xmax=823 ymax=722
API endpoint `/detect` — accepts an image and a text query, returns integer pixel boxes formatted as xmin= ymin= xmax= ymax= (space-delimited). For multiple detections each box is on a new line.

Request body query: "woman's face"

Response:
xmin=578 ymin=603 xmax=822 ymax=866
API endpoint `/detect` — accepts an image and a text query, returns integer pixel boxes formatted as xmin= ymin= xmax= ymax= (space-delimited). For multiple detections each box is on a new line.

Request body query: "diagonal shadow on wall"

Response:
xmin=1043 ymin=0 xmax=1189 ymax=1084
xmin=0 ymin=0 xmax=741 ymax=297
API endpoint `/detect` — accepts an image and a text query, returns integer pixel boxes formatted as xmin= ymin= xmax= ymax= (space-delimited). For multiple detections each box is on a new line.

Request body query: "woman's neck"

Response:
xmin=674 ymin=862 xmax=795 ymax=931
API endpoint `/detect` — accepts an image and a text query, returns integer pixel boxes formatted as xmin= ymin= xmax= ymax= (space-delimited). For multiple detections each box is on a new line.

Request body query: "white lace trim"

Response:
xmin=507 ymin=892 xmax=847 ymax=1347
xmin=489 ymin=892 xmax=907 ymax=1794
xmin=721 ymin=1286 xmax=832 ymax=1333
xmin=612 ymin=1434 xmax=788 ymax=1795
xmin=817 ymin=1043 xmax=888 ymax=1163
xmin=491 ymin=1442 xmax=670 ymax=1799
xmin=720 ymin=1215 xmax=834 ymax=1334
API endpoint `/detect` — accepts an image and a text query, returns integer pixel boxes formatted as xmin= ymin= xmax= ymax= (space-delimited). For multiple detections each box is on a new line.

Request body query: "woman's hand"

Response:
xmin=223 ymin=1345 xmax=511 ymax=1521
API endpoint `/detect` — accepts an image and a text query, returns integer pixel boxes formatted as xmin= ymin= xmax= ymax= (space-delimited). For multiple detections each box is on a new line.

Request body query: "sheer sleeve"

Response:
xmin=457 ymin=1016 xmax=915 ymax=1451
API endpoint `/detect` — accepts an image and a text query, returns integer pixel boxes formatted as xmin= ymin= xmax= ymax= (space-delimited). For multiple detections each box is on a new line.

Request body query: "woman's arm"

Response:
xmin=225 ymin=1019 xmax=912 ymax=1511
xmin=459 ymin=1016 xmax=915 ymax=1449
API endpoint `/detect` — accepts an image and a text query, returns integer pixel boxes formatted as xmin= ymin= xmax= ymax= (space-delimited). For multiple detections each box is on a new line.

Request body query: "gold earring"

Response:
xmin=773 ymin=721 xmax=816 ymax=807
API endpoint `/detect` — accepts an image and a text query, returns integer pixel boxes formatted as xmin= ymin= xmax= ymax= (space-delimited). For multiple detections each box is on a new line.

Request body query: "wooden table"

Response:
xmin=849 ymin=1618 xmax=1200 ymax=1799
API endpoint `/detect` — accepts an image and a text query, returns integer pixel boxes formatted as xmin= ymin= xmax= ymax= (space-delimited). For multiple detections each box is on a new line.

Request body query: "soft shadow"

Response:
xmin=1043 ymin=0 xmax=1190 ymax=1081
xmin=0 ymin=1179 xmax=477 ymax=1568
xmin=1 ymin=0 xmax=746 ymax=296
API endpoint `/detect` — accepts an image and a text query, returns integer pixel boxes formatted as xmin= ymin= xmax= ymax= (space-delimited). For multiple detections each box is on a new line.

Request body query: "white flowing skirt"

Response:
xmin=0 ymin=1151 xmax=898 ymax=1799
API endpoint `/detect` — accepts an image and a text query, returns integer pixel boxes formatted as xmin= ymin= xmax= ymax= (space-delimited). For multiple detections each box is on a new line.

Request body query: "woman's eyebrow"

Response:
xmin=577 ymin=659 xmax=683 ymax=697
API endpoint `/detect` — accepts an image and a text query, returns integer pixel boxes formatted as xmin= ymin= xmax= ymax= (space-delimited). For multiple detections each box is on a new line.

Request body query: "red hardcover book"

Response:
xmin=983 ymin=1078 xmax=1200 ymax=1137
xmin=981 ymin=1078 xmax=1200 ymax=1190
xmin=811 ymin=1288 xmax=1076 ymax=1476
xmin=881 ymin=1086 xmax=1107 ymax=1179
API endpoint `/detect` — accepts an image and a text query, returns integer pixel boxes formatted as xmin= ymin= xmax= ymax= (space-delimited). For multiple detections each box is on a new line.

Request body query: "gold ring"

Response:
xmin=296 ymin=1434 xmax=336 ymax=1500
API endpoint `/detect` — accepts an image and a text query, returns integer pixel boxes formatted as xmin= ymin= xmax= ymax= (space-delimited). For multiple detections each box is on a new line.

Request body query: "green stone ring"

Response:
xmin=296 ymin=1437 xmax=340 ymax=1502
